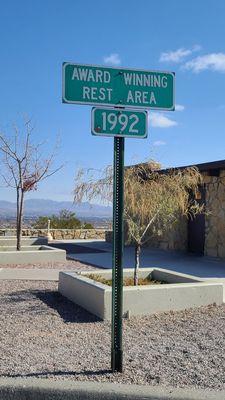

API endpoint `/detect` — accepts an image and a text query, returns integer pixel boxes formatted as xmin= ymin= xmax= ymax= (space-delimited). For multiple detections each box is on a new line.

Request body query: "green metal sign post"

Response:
xmin=111 ymin=136 xmax=124 ymax=372
xmin=62 ymin=61 xmax=175 ymax=374
xmin=91 ymin=104 xmax=146 ymax=371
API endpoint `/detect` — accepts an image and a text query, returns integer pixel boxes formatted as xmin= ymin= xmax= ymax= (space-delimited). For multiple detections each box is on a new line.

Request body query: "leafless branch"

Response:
xmin=0 ymin=119 xmax=63 ymax=250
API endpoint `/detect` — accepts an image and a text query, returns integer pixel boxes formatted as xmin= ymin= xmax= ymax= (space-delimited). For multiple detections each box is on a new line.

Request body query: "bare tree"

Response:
xmin=0 ymin=119 xmax=63 ymax=250
xmin=74 ymin=161 xmax=204 ymax=285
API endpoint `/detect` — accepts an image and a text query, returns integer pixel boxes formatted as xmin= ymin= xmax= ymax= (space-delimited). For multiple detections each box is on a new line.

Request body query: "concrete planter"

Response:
xmin=0 ymin=236 xmax=48 ymax=247
xmin=59 ymin=268 xmax=223 ymax=320
xmin=0 ymin=245 xmax=66 ymax=265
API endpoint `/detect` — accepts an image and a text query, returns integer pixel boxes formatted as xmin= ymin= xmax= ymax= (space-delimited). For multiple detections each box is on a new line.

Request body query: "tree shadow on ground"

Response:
xmin=0 ymin=289 xmax=101 ymax=324
xmin=0 ymin=369 xmax=112 ymax=379
xmin=50 ymin=242 xmax=108 ymax=254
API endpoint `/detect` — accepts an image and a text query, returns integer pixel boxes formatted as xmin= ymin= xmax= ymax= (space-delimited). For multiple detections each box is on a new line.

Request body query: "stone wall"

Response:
xmin=105 ymin=169 xmax=225 ymax=258
xmin=106 ymin=217 xmax=188 ymax=251
xmin=145 ymin=218 xmax=188 ymax=251
xmin=0 ymin=229 xmax=106 ymax=240
xmin=204 ymin=171 xmax=225 ymax=258
xmin=101 ymin=169 xmax=225 ymax=259
xmin=130 ymin=169 xmax=225 ymax=258
xmin=105 ymin=230 xmax=113 ymax=242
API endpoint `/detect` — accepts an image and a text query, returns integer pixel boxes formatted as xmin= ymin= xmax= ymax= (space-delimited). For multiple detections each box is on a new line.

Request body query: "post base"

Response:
xmin=111 ymin=349 xmax=123 ymax=373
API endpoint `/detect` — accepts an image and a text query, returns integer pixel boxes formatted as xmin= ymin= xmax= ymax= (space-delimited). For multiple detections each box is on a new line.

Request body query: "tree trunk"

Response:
xmin=134 ymin=244 xmax=141 ymax=286
xmin=17 ymin=190 xmax=24 ymax=251
xmin=16 ymin=188 xmax=20 ymax=251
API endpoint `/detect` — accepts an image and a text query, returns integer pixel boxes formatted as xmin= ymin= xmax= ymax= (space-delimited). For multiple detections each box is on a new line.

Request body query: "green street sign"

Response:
xmin=62 ymin=63 xmax=175 ymax=110
xmin=62 ymin=61 xmax=176 ymax=373
xmin=91 ymin=107 xmax=148 ymax=138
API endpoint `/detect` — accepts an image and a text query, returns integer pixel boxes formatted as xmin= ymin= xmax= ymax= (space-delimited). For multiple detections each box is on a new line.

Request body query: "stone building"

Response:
xmin=145 ymin=160 xmax=225 ymax=259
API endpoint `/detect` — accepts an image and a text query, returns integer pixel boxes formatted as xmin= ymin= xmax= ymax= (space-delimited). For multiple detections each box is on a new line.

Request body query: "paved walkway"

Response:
xmin=64 ymin=239 xmax=225 ymax=299
xmin=2 ymin=239 xmax=225 ymax=297
xmin=66 ymin=239 xmax=225 ymax=279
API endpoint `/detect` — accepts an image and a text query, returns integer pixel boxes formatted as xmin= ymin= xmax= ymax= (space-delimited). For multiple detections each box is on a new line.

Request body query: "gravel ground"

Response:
xmin=0 ymin=280 xmax=225 ymax=390
xmin=0 ymin=258 xmax=101 ymax=271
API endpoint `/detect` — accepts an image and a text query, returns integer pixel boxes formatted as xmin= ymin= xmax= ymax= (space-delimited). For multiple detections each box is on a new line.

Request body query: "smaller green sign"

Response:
xmin=91 ymin=107 xmax=148 ymax=138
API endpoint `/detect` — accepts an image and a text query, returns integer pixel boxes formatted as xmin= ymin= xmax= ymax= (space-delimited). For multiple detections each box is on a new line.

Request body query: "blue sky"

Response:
xmin=0 ymin=0 xmax=225 ymax=201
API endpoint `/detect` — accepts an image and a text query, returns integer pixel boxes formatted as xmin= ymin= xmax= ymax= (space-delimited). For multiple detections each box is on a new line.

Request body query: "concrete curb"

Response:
xmin=0 ymin=268 xmax=61 ymax=281
xmin=0 ymin=236 xmax=48 ymax=246
xmin=0 ymin=245 xmax=66 ymax=265
xmin=59 ymin=269 xmax=223 ymax=320
xmin=0 ymin=378 xmax=224 ymax=400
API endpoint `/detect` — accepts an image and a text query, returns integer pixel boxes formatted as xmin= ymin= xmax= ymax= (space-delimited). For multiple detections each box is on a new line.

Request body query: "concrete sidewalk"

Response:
xmin=66 ymin=239 xmax=225 ymax=300
xmin=67 ymin=239 xmax=225 ymax=278
xmin=0 ymin=377 xmax=224 ymax=400
xmin=2 ymin=239 xmax=225 ymax=292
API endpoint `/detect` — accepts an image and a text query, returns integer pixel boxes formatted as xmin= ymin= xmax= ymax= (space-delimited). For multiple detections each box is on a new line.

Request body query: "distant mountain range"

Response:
xmin=0 ymin=199 xmax=112 ymax=218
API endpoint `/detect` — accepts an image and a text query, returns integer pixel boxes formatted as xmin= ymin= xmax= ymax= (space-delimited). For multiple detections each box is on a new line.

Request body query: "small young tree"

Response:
xmin=74 ymin=161 xmax=204 ymax=285
xmin=124 ymin=163 xmax=203 ymax=285
xmin=0 ymin=119 xmax=63 ymax=250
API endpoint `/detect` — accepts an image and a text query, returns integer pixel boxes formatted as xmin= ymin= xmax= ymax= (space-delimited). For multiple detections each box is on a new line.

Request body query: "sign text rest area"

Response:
xmin=62 ymin=63 xmax=175 ymax=110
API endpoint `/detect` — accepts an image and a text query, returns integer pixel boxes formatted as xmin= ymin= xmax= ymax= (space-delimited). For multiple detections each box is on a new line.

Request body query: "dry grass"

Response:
xmin=86 ymin=273 xmax=166 ymax=286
